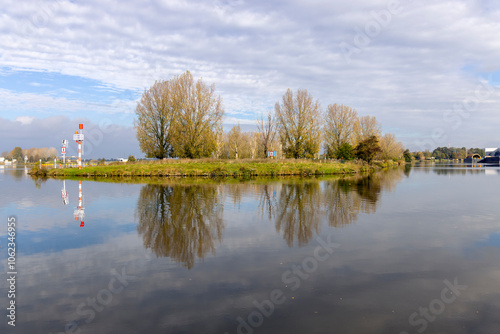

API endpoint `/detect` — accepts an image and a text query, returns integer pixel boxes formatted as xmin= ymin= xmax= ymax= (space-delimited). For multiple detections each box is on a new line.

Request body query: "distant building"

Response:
xmin=0 ymin=157 xmax=4 ymax=163
xmin=485 ymin=148 xmax=500 ymax=157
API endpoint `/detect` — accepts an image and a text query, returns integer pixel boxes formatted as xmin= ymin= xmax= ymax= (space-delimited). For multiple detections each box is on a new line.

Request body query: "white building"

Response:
xmin=485 ymin=148 xmax=500 ymax=157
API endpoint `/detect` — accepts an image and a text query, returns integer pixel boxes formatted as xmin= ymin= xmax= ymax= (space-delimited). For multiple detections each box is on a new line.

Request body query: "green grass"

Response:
xmin=32 ymin=158 xmax=401 ymax=178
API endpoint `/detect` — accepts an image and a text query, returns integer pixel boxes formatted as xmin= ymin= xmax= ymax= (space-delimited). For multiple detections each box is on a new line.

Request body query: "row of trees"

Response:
xmin=135 ymin=72 xmax=405 ymax=161
xmin=405 ymin=147 xmax=486 ymax=161
xmin=1 ymin=147 xmax=57 ymax=163
xmin=265 ymin=89 xmax=404 ymax=161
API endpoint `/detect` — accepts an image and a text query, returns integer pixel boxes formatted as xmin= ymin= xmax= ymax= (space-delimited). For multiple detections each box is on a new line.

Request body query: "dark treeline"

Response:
xmin=1 ymin=146 xmax=57 ymax=163
xmin=404 ymin=147 xmax=485 ymax=161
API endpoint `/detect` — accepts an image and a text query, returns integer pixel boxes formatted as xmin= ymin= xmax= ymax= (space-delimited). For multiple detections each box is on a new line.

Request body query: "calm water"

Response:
xmin=1 ymin=164 xmax=500 ymax=334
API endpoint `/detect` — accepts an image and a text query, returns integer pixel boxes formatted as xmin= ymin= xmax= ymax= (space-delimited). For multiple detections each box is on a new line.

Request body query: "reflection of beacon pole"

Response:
xmin=61 ymin=180 xmax=69 ymax=205
xmin=74 ymin=180 xmax=85 ymax=227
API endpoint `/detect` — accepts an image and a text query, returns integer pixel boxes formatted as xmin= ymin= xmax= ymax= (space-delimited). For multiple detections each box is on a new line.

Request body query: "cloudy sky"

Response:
xmin=1 ymin=0 xmax=500 ymax=158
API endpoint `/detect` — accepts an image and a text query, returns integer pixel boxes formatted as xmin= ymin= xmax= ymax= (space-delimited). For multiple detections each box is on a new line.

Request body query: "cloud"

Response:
xmin=1 ymin=0 xmax=500 ymax=149
xmin=0 ymin=116 xmax=141 ymax=159
xmin=15 ymin=115 xmax=35 ymax=125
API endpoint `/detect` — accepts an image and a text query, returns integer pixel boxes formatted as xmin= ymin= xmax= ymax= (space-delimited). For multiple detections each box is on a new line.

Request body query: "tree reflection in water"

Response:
xmin=136 ymin=184 xmax=224 ymax=269
xmin=275 ymin=181 xmax=321 ymax=247
xmin=260 ymin=170 xmax=405 ymax=246
xmin=136 ymin=170 xmax=405 ymax=268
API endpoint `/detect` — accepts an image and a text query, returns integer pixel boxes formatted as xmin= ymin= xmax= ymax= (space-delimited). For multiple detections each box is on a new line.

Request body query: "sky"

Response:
xmin=1 ymin=0 xmax=500 ymax=158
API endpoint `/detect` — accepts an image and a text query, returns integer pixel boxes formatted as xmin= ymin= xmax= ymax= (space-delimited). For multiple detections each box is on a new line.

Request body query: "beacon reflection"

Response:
xmin=74 ymin=180 xmax=85 ymax=227
xmin=61 ymin=179 xmax=85 ymax=227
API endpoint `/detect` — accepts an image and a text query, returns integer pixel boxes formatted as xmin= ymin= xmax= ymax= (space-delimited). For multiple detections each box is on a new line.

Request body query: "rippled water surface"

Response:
xmin=1 ymin=164 xmax=500 ymax=334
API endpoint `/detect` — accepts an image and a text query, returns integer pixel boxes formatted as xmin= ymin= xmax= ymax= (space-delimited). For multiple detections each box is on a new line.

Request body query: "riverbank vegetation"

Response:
xmin=36 ymin=159 xmax=400 ymax=178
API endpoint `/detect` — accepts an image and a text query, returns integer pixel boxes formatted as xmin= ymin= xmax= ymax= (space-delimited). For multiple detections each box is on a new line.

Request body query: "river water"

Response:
xmin=0 ymin=164 xmax=499 ymax=334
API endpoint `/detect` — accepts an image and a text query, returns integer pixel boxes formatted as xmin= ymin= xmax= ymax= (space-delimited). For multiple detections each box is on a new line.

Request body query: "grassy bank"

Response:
xmin=30 ymin=159 xmax=401 ymax=178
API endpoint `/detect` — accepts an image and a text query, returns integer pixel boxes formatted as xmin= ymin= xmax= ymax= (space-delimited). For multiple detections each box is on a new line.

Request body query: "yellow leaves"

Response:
xmin=275 ymin=89 xmax=322 ymax=158
xmin=135 ymin=72 xmax=224 ymax=159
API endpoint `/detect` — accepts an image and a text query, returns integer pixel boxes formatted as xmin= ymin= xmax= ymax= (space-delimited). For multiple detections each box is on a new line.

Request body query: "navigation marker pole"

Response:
xmin=61 ymin=139 xmax=68 ymax=164
xmin=73 ymin=124 xmax=84 ymax=170
xmin=78 ymin=136 xmax=81 ymax=169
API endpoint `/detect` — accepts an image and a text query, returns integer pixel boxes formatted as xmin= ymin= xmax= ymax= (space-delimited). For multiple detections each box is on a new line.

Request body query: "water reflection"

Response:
xmin=323 ymin=179 xmax=362 ymax=228
xmin=136 ymin=184 xmax=224 ymax=269
xmin=61 ymin=180 xmax=69 ymax=205
xmin=73 ymin=180 xmax=85 ymax=227
xmin=135 ymin=171 xmax=405 ymax=267
xmin=6 ymin=166 xmax=500 ymax=334
xmin=267 ymin=171 xmax=405 ymax=245
xmin=433 ymin=167 xmax=489 ymax=175
xmin=274 ymin=181 xmax=321 ymax=247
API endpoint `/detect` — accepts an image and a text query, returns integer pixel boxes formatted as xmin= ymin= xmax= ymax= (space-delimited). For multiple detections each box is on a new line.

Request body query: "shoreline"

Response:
xmin=29 ymin=159 xmax=402 ymax=178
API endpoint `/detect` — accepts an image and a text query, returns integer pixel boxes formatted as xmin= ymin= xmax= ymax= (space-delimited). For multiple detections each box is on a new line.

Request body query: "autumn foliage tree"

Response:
xmin=10 ymin=147 xmax=23 ymax=162
xmin=378 ymin=133 xmax=404 ymax=161
xmin=170 ymin=72 xmax=224 ymax=158
xmin=256 ymin=110 xmax=276 ymax=158
xmin=355 ymin=115 xmax=381 ymax=143
xmin=227 ymin=125 xmax=245 ymax=159
xmin=323 ymin=104 xmax=358 ymax=158
xmin=135 ymin=80 xmax=175 ymax=159
xmin=135 ymin=71 xmax=224 ymax=159
xmin=275 ymin=89 xmax=321 ymax=158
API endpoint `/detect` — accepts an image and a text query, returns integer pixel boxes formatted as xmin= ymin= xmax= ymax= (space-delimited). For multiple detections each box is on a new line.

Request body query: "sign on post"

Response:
xmin=73 ymin=134 xmax=84 ymax=141
xmin=268 ymin=151 xmax=277 ymax=158
xmin=61 ymin=139 xmax=68 ymax=164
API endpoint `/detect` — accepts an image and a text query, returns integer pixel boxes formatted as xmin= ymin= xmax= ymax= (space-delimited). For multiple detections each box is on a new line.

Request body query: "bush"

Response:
xmin=403 ymin=149 xmax=412 ymax=163
xmin=336 ymin=143 xmax=355 ymax=160
xmin=30 ymin=165 xmax=48 ymax=176
xmin=354 ymin=136 xmax=382 ymax=163
xmin=128 ymin=155 xmax=136 ymax=162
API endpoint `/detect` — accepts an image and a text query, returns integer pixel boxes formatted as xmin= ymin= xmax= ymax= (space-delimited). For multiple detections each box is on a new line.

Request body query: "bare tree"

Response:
xmin=135 ymin=80 xmax=174 ymax=159
xmin=256 ymin=110 xmax=276 ymax=158
xmin=275 ymin=89 xmax=322 ymax=158
xmin=20 ymin=147 xmax=58 ymax=162
xmin=227 ymin=125 xmax=244 ymax=159
xmin=378 ymin=133 xmax=405 ymax=160
xmin=355 ymin=115 xmax=381 ymax=143
xmin=323 ymin=104 xmax=358 ymax=158
xmin=213 ymin=125 xmax=224 ymax=159
xmin=249 ymin=132 xmax=260 ymax=159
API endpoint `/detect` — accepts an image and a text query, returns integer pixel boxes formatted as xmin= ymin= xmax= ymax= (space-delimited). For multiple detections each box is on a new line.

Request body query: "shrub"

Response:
xmin=354 ymin=136 xmax=382 ymax=163
xmin=336 ymin=143 xmax=355 ymax=160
